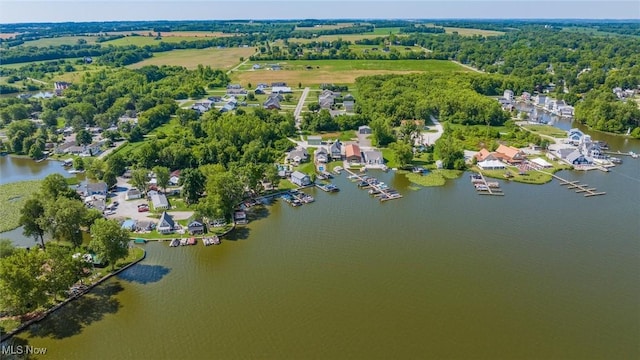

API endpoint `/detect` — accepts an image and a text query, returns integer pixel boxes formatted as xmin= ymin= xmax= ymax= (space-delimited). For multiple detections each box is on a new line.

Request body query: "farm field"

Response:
xmin=349 ymin=44 xmax=423 ymax=55
xmin=233 ymin=59 xmax=468 ymax=85
xmin=443 ymin=27 xmax=505 ymax=36
xmin=106 ymin=30 xmax=237 ymax=37
xmin=19 ymin=36 xmax=100 ymax=47
xmin=288 ymin=32 xmax=400 ymax=44
xmin=0 ymin=33 xmax=19 ymax=39
xmin=127 ymin=47 xmax=255 ymax=70
xmin=294 ymin=23 xmax=355 ymax=31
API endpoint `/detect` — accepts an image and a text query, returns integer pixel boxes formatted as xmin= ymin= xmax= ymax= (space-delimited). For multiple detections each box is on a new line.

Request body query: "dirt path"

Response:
xmin=450 ymin=60 xmax=484 ymax=73
xmin=294 ymin=87 xmax=310 ymax=128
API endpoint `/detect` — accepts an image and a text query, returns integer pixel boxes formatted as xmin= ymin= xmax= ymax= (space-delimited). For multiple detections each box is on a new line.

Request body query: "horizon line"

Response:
xmin=2 ymin=18 xmax=640 ymax=26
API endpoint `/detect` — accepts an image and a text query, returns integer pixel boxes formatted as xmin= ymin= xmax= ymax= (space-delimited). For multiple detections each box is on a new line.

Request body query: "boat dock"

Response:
xmin=342 ymin=168 xmax=403 ymax=202
xmin=470 ymin=172 xmax=504 ymax=196
xmin=538 ymin=170 xmax=606 ymax=197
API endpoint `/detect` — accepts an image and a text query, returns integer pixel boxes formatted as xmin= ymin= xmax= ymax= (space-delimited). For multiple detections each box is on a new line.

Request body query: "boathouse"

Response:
xmin=290 ymin=171 xmax=311 ymax=186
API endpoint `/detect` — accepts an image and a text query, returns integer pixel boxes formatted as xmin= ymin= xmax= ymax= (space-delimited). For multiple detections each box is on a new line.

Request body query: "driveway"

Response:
xmin=105 ymin=176 xmax=194 ymax=223
xmin=417 ymin=116 xmax=444 ymax=146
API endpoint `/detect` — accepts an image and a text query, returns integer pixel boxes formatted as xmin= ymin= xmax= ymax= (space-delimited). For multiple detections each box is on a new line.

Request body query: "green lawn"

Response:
xmin=126 ymin=47 xmax=255 ymax=70
xmin=522 ymin=124 xmax=568 ymax=138
xmin=403 ymin=169 xmax=463 ymax=187
xmin=372 ymin=27 xmax=402 ymax=35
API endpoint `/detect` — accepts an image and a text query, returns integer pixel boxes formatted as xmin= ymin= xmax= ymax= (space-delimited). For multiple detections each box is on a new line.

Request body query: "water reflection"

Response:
xmin=117 ymin=264 xmax=170 ymax=284
xmin=25 ymin=282 xmax=123 ymax=339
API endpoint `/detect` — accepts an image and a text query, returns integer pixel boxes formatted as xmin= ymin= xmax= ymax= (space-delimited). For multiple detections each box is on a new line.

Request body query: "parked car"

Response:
xmin=137 ymin=206 xmax=149 ymax=212
xmin=104 ymin=210 xmax=116 ymax=215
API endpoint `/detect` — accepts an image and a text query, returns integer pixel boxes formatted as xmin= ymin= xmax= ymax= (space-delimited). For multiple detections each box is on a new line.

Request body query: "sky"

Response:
xmin=0 ymin=0 xmax=638 ymax=24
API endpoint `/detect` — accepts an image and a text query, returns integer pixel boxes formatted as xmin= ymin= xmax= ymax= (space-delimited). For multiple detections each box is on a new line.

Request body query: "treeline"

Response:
xmin=356 ymin=73 xmax=510 ymax=127
xmin=399 ymin=26 xmax=445 ymax=34
xmin=575 ymin=90 xmax=640 ymax=136
xmin=289 ymin=25 xmax=374 ymax=39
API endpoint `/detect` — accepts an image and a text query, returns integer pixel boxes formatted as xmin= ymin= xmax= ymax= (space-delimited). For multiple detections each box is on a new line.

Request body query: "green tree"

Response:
xmin=131 ymin=168 xmax=149 ymax=194
xmin=389 ymin=141 xmax=414 ymax=168
xmin=180 ymin=168 xmax=206 ymax=205
xmin=75 ymin=129 xmax=93 ymax=146
xmin=106 ymin=152 xmax=127 ymax=177
xmin=19 ymin=198 xmax=47 ymax=249
xmin=44 ymin=197 xmax=87 ymax=247
xmin=89 ymin=218 xmax=130 ymax=271
xmin=0 ymin=239 xmax=16 ymax=259
xmin=153 ymin=166 xmax=170 ymax=193
xmin=0 ymin=248 xmax=47 ymax=314
xmin=74 ymin=157 xmax=85 ymax=171
xmin=103 ymin=170 xmax=118 ymax=189
xmin=41 ymin=173 xmax=80 ymax=201
xmin=28 ymin=143 xmax=44 ymax=160
xmin=199 ymin=170 xmax=244 ymax=220
xmin=43 ymin=244 xmax=84 ymax=300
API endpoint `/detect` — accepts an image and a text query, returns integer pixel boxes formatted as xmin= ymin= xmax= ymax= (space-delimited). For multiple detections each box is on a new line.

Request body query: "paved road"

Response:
xmin=294 ymin=87 xmax=310 ymax=128
xmin=226 ymin=51 xmax=259 ymax=75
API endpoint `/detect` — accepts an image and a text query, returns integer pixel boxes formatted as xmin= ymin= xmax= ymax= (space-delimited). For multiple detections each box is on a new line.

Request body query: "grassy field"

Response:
xmin=0 ymin=179 xmax=41 ymax=232
xmin=443 ymin=27 xmax=505 ymax=36
xmin=19 ymin=36 xmax=100 ymax=47
xmin=288 ymin=33 xmax=393 ymax=44
xmin=127 ymin=47 xmax=255 ymax=70
xmin=294 ymin=23 xmax=355 ymax=31
xmin=350 ymin=44 xmax=421 ymax=55
xmin=233 ymin=59 xmax=467 ymax=85
xmin=522 ymin=124 xmax=568 ymax=138
xmin=404 ymin=169 xmax=463 ymax=187
xmin=372 ymin=27 xmax=402 ymax=35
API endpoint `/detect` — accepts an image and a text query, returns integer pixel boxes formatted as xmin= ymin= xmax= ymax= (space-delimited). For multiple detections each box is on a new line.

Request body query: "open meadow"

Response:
xmin=127 ymin=47 xmax=255 ymax=70
xmin=442 ymin=27 xmax=505 ymax=36
xmin=103 ymin=32 xmax=238 ymax=46
xmin=19 ymin=36 xmax=100 ymax=47
xmin=233 ymin=59 xmax=468 ymax=85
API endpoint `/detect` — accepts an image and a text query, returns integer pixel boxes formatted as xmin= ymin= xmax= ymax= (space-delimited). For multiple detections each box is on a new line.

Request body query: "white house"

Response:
xmin=151 ymin=194 xmax=169 ymax=210
xmin=290 ymin=171 xmax=311 ymax=187
xmin=363 ymin=150 xmax=384 ymax=165
xmin=503 ymin=89 xmax=514 ymax=102
xmin=157 ymin=212 xmax=175 ymax=234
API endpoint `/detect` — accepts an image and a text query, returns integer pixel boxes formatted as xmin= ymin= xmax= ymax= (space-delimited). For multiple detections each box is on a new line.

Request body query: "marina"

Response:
xmin=470 ymin=172 xmax=504 ymax=196
xmin=538 ymin=170 xmax=607 ymax=197
xmin=342 ymin=168 xmax=403 ymax=202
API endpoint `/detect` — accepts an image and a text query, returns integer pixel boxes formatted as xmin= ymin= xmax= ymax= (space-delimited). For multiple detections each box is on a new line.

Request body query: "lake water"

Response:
xmin=0 ymin=156 xmax=70 ymax=185
xmin=4 ymin=128 xmax=639 ymax=359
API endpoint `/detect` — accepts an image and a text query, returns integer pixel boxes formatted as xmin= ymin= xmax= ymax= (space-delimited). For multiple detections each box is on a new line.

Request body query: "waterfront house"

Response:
xmin=329 ymin=140 xmax=342 ymax=160
xmin=567 ymin=128 xmax=585 ymax=145
xmin=290 ymin=171 xmax=312 ymax=187
xmin=121 ymin=219 xmax=137 ymax=231
xmin=286 ymin=147 xmax=309 ymax=164
xmin=315 ymin=147 xmax=329 ymax=164
xmin=475 ymin=148 xmax=499 ymax=162
xmin=157 ymin=212 xmax=175 ymax=234
xmin=80 ymin=182 xmax=108 ymax=197
xmin=535 ymin=95 xmax=547 ymax=106
xmin=363 ymin=150 xmax=384 ymax=165
xmin=234 ymin=211 xmax=248 ymax=225
xmin=136 ymin=220 xmax=154 ymax=232
xmin=521 ymin=91 xmax=531 ymax=101
xmin=358 ymin=125 xmax=372 ymax=135
xmin=494 ymin=144 xmax=525 ymax=164
xmin=55 ymin=141 xmax=76 ymax=155
xmin=564 ymin=150 xmax=593 ymax=166
xmin=345 ymin=144 xmax=362 ymax=163
xmin=151 ymin=193 xmax=170 ymax=210
xmin=126 ymin=188 xmax=142 ymax=200
xmin=307 ymin=136 xmax=322 ymax=146
xmin=477 ymin=159 xmax=506 ymax=170
xmin=187 ymin=217 xmax=205 ymax=235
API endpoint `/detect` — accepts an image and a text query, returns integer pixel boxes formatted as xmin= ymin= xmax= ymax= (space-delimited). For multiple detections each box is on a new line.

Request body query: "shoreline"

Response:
xmin=0 ymin=247 xmax=147 ymax=342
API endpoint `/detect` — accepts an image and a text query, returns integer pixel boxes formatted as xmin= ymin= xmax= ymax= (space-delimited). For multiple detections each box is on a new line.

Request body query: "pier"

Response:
xmin=537 ymin=170 xmax=606 ymax=197
xmin=470 ymin=172 xmax=504 ymax=196
xmin=342 ymin=168 xmax=403 ymax=202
